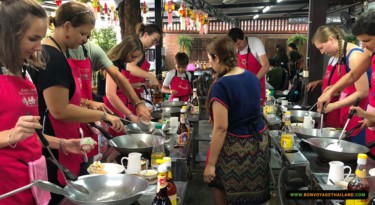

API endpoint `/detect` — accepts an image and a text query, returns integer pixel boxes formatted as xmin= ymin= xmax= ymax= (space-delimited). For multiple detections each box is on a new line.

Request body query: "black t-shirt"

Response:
xmin=36 ymin=45 xmax=76 ymax=135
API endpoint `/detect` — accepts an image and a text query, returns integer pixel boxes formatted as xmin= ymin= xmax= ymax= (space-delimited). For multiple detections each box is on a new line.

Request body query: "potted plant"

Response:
xmin=90 ymin=27 xmax=118 ymax=53
xmin=287 ymin=34 xmax=307 ymax=52
xmin=177 ymin=35 xmax=194 ymax=56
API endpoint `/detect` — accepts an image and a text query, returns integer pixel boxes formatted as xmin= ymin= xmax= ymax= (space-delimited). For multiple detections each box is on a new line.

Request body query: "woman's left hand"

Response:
xmin=350 ymin=106 xmax=366 ymax=118
xmin=87 ymin=100 xmax=113 ymax=113
xmin=203 ymin=164 xmax=216 ymax=183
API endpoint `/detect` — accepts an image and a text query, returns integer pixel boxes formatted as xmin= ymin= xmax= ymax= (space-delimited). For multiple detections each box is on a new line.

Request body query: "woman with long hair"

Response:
xmin=125 ymin=23 xmax=162 ymax=114
xmin=104 ymin=36 xmax=144 ymax=135
xmin=311 ymin=25 xmax=368 ymax=144
xmin=0 ymin=1 xmax=82 ymax=204
xmin=36 ymin=1 xmax=123 ymax=203
xmin=203 ymin=36 xmax=270 ymax=205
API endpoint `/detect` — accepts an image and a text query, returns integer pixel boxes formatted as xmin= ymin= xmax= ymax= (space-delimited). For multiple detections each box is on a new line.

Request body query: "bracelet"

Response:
xmin=101 ymin=111 xmax=107 ymax=121
xmin=59 ymin=138 xmax=68 ymax=155
xmin=134 ymin=101 xmax=144 ymax=109
xmin=85 ymin=99 xmax=91 ymax=108
xmin=7 ymin=128 xmax=17 ymax=148
xmin=82 ymin=99 xmax=88 ymax=107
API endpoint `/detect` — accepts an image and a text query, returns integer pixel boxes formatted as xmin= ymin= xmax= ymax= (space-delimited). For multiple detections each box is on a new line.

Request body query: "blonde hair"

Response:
xmin=107 ymin=35 xmax=144 ymax=63
xmin=0 ymin=0 xmax=47 ymax=74
xmin=312 ymin=25 xmax=345 ymax=67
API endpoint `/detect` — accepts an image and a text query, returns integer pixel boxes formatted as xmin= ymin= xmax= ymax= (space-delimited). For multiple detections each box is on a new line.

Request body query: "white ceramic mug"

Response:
xmin=121 ymin=152 xmax=142 ymax=174
xmin=303 ymin=116 xmax=315 ymax=129
xmin=327 ymin=161 xmax=352 ymax=185
xmin=281 ymin=100 xmax=291 ymax=106
xmin=170 ymin=117 xmax=179 ymax=134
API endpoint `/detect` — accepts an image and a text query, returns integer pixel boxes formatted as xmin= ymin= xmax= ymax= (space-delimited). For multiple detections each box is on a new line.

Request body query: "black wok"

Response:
xmin=151 ymin=107 xmax=181 ymax=120
xmin=90 ymin=123 xmax=156 ymax=155
xmin=302 ymin=138 xmax=370 ymax=161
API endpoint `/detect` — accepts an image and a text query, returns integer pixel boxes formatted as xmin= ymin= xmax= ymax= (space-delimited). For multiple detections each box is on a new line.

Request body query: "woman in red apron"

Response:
xmin=162 ymin=52 xmax=192 ymax=102
xmin=125 ymin=23 xmax=162 ymax=114
xmin=228 ymin=28 xmax=270 ymax=105
xmin=312 ymin=26 xmax=369 ymax=143
xmin=103 ymin=36 xmax=144 ymax=136
xmin=36 ymin=2 xmax=123 ymax=204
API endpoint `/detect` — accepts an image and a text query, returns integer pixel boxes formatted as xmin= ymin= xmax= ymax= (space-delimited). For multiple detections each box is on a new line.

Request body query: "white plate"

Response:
xmin=369 ymin=168 xmax=375 ymax=176
xmin=88 ymin=163 xmax=125 ymax=175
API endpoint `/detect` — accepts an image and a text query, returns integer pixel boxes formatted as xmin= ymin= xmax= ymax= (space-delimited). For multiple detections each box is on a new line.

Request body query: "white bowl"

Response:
xmin=138 ymin=169 xmax=158 ymax=180
xmin=369 ymin=168 xmax=375 ymax=176
xmin=87 ymin=163 xmax=124 ymax=175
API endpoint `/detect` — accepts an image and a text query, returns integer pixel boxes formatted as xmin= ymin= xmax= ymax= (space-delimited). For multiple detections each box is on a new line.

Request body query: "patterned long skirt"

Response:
xmin=209 ymin=131 xmax=270 ymax=204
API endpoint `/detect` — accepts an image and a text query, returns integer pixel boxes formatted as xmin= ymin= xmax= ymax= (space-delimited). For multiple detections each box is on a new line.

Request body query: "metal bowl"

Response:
xmin=291 ymin=127 xmax=342 ymax=140
xmin=125 ymin=122 xmax=170 ymax=134
xmin=290 ymin=110 xmax=321 ymax=123
xmin=303 ymin=138 xmax=369 ymax=161
xmin=282 ymin=105 xmax=311 ymax=111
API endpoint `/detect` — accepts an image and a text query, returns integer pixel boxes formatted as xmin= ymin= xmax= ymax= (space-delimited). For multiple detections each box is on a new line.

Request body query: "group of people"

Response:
xmin=0 ymin=0 xmax=159 ymax=204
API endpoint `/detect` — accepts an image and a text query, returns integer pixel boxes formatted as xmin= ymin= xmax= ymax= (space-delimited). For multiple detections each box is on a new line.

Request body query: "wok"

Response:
xmin=161 ymin=101 xmax=187 ymax=107
xmin=90 ymin=123 xmax=156 ymax=155
xmin=151 ymin=107 xmax=181 ymax=120
xmin=0 ymin=175 xmax=149 ymax=205
xmin=282 ymin=105 xmax=311 ymax=111
xmin=290 ymin=110 xmax=321 ymax=125
xmin=302 ymin=138 xmax=370 ymax=161
xmin=125 ymin=122 xmax=170 ymax=134
xmin=291 ymin=127 xmax=342 ymax=140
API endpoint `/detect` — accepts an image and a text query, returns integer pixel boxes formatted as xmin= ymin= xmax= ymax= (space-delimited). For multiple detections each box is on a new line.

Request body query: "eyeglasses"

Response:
xmin=150 ymin=36 xmax=160 ymax=45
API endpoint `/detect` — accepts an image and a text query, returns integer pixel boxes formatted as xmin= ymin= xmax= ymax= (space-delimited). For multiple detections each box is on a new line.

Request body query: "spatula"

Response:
xmin=326 ymin=97 xmax=360 ymax=151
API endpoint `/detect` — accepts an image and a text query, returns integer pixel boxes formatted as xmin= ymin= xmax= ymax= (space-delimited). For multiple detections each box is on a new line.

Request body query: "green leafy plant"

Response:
xmin=90 ymin=27 xmax=118 ymax=53
xmin=345 ymin=34 xmax=359 ymax=45
xmin=177 ymin=35 xmax=194 ymax=56
xmin=287 ymin=34 xmax=307 ymax=52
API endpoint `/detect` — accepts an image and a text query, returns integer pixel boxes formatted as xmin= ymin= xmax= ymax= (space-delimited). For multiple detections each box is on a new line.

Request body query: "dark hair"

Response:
xmin=269 ymin=58 xmax=276 ymax=67
xmin=0 ymin=0 xmax=47 ymax=74
xmin=288 ymin=43 xmax=298 ymax=51
xmin=352 ymin=9 xmax=375 ymax=36
xmin=205 ymin=36 xmax=237 ymax=111
xmin=107 ymin=35 xmax=144 ymax=63
xmin=228 ymin=27 xmax=245 ymax=42
xmin=136 ymin=23 xmax=162 ymax=37
xmin=175 ymin=52 xmax=189 ymax=68
xmin=50 ymin=1 xmax=95 ymax=28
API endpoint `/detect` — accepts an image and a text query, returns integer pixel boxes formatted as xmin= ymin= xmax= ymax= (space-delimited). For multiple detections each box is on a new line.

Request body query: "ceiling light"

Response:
xmin=262 ymin=6 xmax=270 ymax=13
xmin=277 ymin=0 xmax=283 ymax=2
xmin=253 ymin=14 xmax=259 ymax=19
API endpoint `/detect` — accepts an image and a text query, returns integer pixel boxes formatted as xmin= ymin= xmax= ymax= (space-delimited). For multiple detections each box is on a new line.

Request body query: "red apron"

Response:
xmin=366 ymin=55 xmax=375 ymax=155
xmin=237 ymin=43 xmax=265 ymax=105
xmin=169 ymin=70 xmax=191 ymax=102
xmin=321 ymin=59 xmax=343 ymax=128
xmin=125 ymin=58 xmax=150 ymax=114
xmin=0 ymin=72 xmax=43 ymax=205
xmin=337 ymin=46 xmax=368 ymax=137
xmin=67 ymin=48 xmax=98 ymax=159
xmin=47 ymin=38 xmax=83 ymax=185
xmin=104 ymin=66 xmax=130 ymax=136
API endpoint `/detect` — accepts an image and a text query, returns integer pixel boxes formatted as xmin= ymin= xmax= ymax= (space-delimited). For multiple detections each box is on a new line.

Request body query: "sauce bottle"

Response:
xmin=190 ymin=88 xmax=200 ymax=115
xmin=177 ymin=108 xmax=189 ymax=145
xmin=151 ymin=161 xmax=172 ymax=205
xmin=347 ymin=153 xmax=369 ymax=205
xmin=163 ymin=157 xmax=177 ymax=205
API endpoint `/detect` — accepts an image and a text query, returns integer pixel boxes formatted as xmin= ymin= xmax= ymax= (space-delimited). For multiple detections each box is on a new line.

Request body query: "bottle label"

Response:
xmin=178 ymin=132 xmax=188 ymax=145
xmin=169 ymin=194 xmax=177 ymax=205
xmin=280 ymin=134 xmax=293 ymax=150
xmin=157 ymin=173 xmax=168 ymax=193
xmin=190 ymin=105 xmax=200 ymax=115
xmin=355 ymin=170 xmax=366 ymax=178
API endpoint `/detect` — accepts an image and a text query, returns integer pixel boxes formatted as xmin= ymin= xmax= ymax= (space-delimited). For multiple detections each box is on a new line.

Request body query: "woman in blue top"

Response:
xmin=203 ymin=36 xmax=270 ymax=205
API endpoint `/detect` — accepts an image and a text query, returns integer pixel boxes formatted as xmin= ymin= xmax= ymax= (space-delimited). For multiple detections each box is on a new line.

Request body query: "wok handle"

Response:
xmin=47 ymin=157 xmax=78 ymax=181
xmin=344 ymin=123 xmax=363 ymax=139
xmin=88 ymin=122 xmax=113 ymax=140
xmin=0 ymin=181 xmax=35 ymax=199
xmin=348 ymin=97 xmax=361 ymax=119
